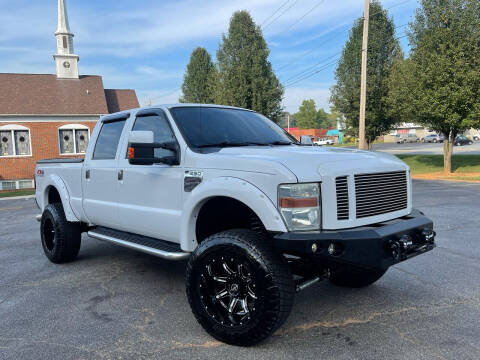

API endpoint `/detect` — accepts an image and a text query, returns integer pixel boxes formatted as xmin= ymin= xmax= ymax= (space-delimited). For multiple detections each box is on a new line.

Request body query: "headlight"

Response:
xmin=278 ymin=183 xmax=321 ymax=231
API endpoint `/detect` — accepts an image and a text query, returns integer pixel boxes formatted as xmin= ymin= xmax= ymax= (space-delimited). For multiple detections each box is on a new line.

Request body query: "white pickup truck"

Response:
xmin=35 ymin=104 xmax=435 ymax=346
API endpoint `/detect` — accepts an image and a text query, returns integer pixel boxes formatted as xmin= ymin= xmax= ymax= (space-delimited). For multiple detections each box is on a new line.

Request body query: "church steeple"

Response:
xmin=53 ymin=0 xmax=79 ymax=79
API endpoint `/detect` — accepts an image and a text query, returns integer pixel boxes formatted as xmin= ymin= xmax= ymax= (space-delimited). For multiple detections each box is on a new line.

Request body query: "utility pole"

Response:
xmin=287 ymin=113 xmax=290 ymax=132
xmin=358 ymin=0 xmax=369 ymax=150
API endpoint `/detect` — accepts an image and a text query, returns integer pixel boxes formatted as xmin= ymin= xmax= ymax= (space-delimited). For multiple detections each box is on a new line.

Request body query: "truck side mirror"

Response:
xmin=300 ymin=135 xmax=313 ymax=145
xmin=128 ymin=131 xmax=179 ymax=166
xmin=128 ymin=131 xmax=156 ymax=165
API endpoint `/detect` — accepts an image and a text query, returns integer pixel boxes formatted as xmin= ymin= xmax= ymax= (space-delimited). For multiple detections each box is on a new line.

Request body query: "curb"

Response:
xmin=0 ymin=195 xmax=36 ymax=201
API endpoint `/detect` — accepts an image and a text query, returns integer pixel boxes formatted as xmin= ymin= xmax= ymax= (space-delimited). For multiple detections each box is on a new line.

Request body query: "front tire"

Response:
xmin=329 ymin=266 xmax=387 ymax=288
xmin=185 ymin=229 xmax=295 ymax=346
xmin=40 ymin=203 xmax=81 ymax=263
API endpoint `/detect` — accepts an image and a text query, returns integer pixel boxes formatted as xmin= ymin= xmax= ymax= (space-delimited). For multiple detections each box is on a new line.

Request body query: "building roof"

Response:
xmin=104 ymin=89 xmax=140 ymax=113
xmin=0 ymin=73 xmax=139 ymax=115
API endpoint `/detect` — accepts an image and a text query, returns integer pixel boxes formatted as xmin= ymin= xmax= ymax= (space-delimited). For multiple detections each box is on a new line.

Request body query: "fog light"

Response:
xmin=311 ymin=243 xmax=318 ymax=253
xmin=328 ymin=243 xmax=335 ymax=255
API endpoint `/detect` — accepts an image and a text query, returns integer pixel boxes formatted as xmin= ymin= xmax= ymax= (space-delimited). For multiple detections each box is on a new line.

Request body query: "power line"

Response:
xmin=284 ymin=57 xmax=340 ymax=87
xmin=262 ymin=0 xmax=300 ymax=30
xmin=275 ymin=26 xmax=348 ymax=72
xmin=282 ymin=26 xmax=410 ymax=88
xmin=275 ymin=7 xmax=411 ymax=74
xmin=282 ymin=51 xmax=341 ymax=84
xmin=261 ymin=0 xmax=291 ymax=27
xmin=368 ymin=0 xmax=413 ymax=18
xmin=273 ymin=0 xmax=326 ymax=37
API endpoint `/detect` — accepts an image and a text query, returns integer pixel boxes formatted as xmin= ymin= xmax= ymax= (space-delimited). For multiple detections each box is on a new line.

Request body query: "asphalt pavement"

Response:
xmin=1 ymin=180 xmax=480 ymax=360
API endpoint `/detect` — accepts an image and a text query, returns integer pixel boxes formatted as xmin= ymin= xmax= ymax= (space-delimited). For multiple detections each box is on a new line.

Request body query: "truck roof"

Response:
xmin=99 ymin=103 xmax=254 ymax=122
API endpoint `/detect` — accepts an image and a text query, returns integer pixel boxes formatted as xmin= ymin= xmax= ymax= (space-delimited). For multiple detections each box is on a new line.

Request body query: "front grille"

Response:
xmin=336 ymin=176 xmax=349 ymax=220
xmin=354 ymin=171 xmax=408 ymax=218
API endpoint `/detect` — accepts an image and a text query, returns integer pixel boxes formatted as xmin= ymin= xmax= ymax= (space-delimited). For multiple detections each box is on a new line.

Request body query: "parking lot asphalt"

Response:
xmin=1 ymin=180 xmax=480 ymax=360
xmin=341 ymin=140 xmax=480 ymax=155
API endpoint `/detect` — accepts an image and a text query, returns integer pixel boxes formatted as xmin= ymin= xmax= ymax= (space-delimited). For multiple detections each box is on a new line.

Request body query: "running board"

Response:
xmin=87 ymin=227 xmax=190 ymax=261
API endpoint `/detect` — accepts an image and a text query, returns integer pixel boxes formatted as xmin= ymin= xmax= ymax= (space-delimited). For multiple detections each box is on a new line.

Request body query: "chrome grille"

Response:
xmin=336 ymin=176 xmax=349 ymax=220
xmin=354 ymin=171 xmax=408 ymax=218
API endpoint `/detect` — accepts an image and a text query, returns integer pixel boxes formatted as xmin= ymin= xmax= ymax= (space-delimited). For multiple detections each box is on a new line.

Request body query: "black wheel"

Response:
xmin=433 ymin=139 xmax=437 ymax=143
xmin=329 ymin=266 xmax=387 ymax=288
xmin=40 ymin=203 xmax=81 ymax=263
xmin=185 ymin=229 xmax=295 ymax=346
xmin=469 ymin=141 xmax=473 ymax=145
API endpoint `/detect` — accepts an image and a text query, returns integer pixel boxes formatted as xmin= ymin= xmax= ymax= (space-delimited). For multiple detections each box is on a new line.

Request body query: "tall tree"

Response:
xmin=387 ymin=0 xmax=480 ymax=173
xmin=180 ymin=47 xmax=217 ymax=103
xmin=216 ymin=11 xmax=284 ymax=122
xmin=295 ymin=99 xmax=319 ymax=129
xmin=330 ymin=1 xmax=402 ymax=147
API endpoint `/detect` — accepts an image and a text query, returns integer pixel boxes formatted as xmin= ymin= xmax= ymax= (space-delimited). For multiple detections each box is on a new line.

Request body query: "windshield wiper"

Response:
xmin=268 ymin=141 xmax=293 ymax=145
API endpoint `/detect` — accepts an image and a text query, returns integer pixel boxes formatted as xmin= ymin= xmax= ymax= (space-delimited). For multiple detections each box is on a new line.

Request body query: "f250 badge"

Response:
xmin=184 ymin=170 xmax=203 ymax=192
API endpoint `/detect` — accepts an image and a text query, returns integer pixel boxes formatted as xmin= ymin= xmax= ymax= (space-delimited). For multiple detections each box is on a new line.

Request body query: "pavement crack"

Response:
xmin=277 ymin=296 xmax=480 ymax=336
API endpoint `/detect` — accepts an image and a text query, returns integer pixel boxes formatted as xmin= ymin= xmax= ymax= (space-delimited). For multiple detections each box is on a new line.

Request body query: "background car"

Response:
xmin=422 ymin=133 xmax=444 ymax=143
xmin=454 ymin=135 xmax=473 ymax=146
xmin=396 ymin=134 xmax=420 ymax=143
xmin=314 ymin=138 xmax=334 ymax=146
xmin=473 ymin=134 xmax=480 ymax=141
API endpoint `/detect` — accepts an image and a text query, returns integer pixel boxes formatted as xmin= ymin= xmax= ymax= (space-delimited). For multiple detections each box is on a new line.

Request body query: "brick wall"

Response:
xmin=0 ymin=121 xmax=97 ymax=182
xmin=286 ymin=128 xmax=329 ymax=141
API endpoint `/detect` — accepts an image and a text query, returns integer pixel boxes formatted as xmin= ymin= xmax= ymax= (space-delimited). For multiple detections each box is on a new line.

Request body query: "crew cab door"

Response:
xmin=115 ymin=109 xmax=183 ymax=243
xmin=82 ymin=114 xmax=129 ymax=227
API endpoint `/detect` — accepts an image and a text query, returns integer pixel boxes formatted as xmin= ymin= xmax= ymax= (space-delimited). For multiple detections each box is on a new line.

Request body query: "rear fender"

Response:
xmin=41 ymin=174 xmax=79 ymax=222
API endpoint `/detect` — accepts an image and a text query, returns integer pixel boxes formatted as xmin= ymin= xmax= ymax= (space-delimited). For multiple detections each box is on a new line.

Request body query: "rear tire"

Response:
xmin=185 ymin=229 xmax=295 ymax=346
xmin=329 ymin=266 xmax=387 ymax=288
xmin=40 ymin=203 xmax=81 ymax=263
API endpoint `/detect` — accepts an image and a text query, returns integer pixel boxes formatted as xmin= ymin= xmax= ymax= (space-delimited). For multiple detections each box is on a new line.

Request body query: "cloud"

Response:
xmin=283 ymin=86 xmax=332 ymax=113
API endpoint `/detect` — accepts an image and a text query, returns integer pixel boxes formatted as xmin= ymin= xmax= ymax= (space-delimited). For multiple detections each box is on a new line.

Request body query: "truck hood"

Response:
xmin=209 ymin=145 xmax=408 ymax=182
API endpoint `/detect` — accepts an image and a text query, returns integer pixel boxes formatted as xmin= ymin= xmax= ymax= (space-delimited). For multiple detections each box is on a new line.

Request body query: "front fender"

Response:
xmin=180 ymin=177 xmax=287 ymax=252
xmin=41 ymin=174 xmax=79 ymax=222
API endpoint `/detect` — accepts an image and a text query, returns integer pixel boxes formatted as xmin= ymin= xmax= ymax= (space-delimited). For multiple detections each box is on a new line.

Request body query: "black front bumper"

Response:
xmin=273 ymin=209 xmax=435 ymax=271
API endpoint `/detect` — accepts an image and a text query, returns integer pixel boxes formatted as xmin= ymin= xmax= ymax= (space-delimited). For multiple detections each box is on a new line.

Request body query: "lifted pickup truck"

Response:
xmin=35 ymin=104 xmax=435 ymax=346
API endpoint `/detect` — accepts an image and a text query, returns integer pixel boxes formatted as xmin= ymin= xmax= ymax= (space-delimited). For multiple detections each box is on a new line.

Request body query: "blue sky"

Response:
xmin=0 ymin=0 xmax=419 ymax=113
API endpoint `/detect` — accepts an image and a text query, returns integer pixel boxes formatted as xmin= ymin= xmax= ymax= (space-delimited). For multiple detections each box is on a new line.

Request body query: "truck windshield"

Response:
xmin=169 ymin=107 xmax=298 ymax=148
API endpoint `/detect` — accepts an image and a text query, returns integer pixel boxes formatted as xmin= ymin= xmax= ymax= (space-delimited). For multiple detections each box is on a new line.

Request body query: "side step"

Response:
xmin=87 ymin=227 xmax=190 ymax=261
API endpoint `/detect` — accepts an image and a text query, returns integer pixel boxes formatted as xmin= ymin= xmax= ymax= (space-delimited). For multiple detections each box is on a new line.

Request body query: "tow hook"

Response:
xmin=389 ymin=235 xmax=413 ymax=262
xmin=390 ymin=229 xmax=435 ymax=262
xmin=422 ymin=229 xmax=436 ymax=244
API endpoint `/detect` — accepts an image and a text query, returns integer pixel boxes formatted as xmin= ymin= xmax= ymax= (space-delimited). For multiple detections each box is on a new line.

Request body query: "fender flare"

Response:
xmin=42 ymin=174 xmax=79 ymax=222
xmin=180 ymin=177 xmax=287 ymax=252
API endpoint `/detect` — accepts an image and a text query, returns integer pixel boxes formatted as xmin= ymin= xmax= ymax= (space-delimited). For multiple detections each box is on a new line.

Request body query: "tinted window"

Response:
xmin=93 ymin=119 xmax=126 ymax=160
xmin=132 ymin=112 xmax=176 ymax=158
xmin=169 ymin=107 xmax=297 ymax=147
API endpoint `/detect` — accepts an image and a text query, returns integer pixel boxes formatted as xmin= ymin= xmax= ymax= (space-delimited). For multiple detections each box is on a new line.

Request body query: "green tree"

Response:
xmin=180 ymin=47 xmax=217 ymax=103
xmin=295 ymin=99 xmax=319 ymax=129
xmin=317 ymin=108 xmax=337 ymax=128
xmin=387 ymin=0 xmax=480 ymax=173
xmin=216 ymin=11 xmax=284 ymax=122
xmin=330 ymin=1 xmax=402 ymax=148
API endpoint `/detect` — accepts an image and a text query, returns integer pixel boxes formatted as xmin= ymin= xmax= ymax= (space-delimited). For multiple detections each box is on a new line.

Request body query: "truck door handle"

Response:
xmin=118 ymin=170 xmax=123 ymax=181
xmin=85 ymin=170 xmax=90 ymax=179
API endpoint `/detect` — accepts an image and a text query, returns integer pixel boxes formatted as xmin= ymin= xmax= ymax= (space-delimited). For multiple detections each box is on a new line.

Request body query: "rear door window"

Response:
xmin=93 ymin=119 xmax=126 ymax=160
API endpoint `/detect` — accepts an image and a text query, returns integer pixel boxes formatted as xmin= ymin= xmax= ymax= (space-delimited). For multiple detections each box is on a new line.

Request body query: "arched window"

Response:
xmin=58 ymin=124 xmax=90 ymax=155
xmin=0 ymin=124 xmax=32 ymax=157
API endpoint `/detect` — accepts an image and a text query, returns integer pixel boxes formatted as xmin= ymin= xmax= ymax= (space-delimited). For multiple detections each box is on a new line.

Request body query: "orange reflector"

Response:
xmin=128 ymin=146 xmax=135 ymax=159
xmin=279 ymin=197 xmax=318 ymax=208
